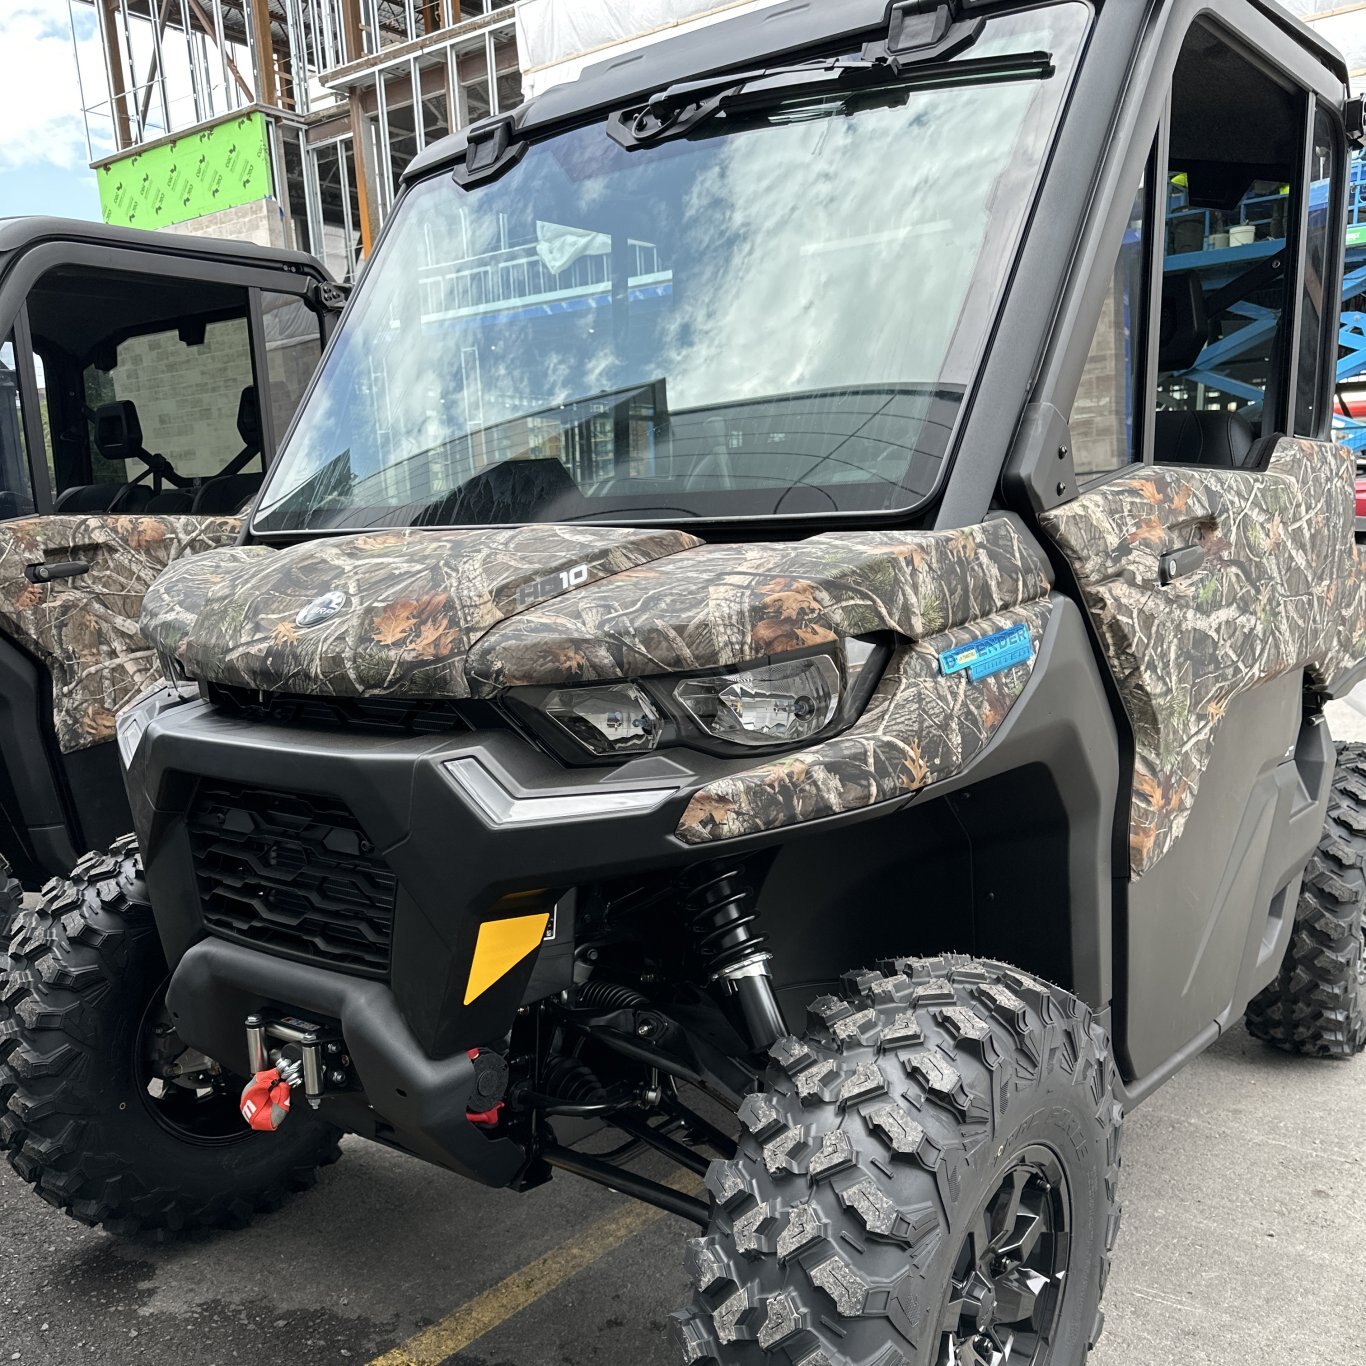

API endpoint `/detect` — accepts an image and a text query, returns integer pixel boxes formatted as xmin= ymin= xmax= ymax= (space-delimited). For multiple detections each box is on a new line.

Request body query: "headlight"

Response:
xmin=541 ymin=683 xmax=660 ymax=757
xmin=671 ymin=654 xmax=840 ymax=747
xmin=508 ymin=640 xmax=884 ymax=762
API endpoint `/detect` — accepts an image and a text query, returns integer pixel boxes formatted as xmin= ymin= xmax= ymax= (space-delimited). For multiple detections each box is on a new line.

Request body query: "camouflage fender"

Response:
xmin=465 ymin=520 xmax=1050 ymax=689
xmin=0 ymin=515 xmax=242 ymax=752
xmin=140 ymin=526 xmax=703 ymax=698
xmin=677 ymin=600 xmax=1053 ymax=844
xmin=1041 ymin=437 xmax=1366 ymax=877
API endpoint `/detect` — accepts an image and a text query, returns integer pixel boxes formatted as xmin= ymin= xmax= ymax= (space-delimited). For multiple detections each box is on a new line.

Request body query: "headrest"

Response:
xmin=1158 ymin=272 xmax=1211 ymax=373
xmin=237 ymin=387 xmax=260 ymax=448
xmin=93 ymin=400 xmax=142 ymax=462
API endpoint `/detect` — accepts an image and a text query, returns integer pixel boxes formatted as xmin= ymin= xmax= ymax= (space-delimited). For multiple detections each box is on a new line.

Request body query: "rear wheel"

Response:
xmin=1246 ymin=742 xmax=1366 ymax=1059
xmin=0 ymin=836 xmax=341 ymax=1235
xmin=672 ymin=956 xmax=1123 ymax=1365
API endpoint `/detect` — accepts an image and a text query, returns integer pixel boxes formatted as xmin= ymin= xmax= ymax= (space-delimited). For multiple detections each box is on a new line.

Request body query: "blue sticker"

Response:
xmin=938 ymin=623 xmax=1034 ymax=683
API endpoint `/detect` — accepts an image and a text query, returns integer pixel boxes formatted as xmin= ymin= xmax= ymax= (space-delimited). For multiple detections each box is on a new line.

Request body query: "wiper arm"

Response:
xmin=607 ymin=49 xmax=1055 ymax=151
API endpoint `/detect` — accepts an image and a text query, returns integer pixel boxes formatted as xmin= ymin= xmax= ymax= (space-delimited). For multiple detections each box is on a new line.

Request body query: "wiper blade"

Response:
xmin=607 ymin=50 xmax=1055 ymax=151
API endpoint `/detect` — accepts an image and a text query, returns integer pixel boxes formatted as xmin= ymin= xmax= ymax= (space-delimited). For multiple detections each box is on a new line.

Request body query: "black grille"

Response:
xmin=206 ymin=685 xmax=470 ymax=737
xmin=189 ymin=782 xmax=396 ymax=977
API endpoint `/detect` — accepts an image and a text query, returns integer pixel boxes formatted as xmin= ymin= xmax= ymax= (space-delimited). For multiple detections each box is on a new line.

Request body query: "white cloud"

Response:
xmin=0 ymin=1 xmax=110 ymax=172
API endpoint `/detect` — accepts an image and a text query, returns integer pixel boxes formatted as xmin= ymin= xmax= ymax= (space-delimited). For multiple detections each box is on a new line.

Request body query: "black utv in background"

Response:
xmin=0 ymin=218 xmax=336 ymax=886
xmin=4 ymin=3 xmax=1366 ymax=1363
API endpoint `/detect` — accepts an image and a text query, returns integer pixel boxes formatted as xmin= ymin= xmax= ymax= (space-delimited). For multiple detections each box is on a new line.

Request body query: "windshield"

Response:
xmin=254 ymin=4 xmax=1089 ymax=535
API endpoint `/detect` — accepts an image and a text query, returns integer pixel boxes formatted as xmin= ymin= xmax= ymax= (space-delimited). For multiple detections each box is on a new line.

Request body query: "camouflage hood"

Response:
xmin=140 ymin=525 xmax=703 ymax=699
xmin=141 ymin=518 xmax=1052 ymax=701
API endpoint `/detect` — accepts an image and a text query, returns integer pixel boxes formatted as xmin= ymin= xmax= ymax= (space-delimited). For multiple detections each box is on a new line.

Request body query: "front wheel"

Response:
xmin=672 ymin=956 xmax=1123 ymax=1365
xmin=0 ymin=836 xmax=341 ymax=1235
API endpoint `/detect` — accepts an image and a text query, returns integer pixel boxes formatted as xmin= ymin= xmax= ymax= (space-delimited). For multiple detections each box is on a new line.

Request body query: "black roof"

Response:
xmin=404 ymin=0 xmax=1351 ymax=186
xmin=0 ymin=215 xmax=328 ymax=278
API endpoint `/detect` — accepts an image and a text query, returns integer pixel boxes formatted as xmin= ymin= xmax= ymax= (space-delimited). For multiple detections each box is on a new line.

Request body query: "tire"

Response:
xmin=0 ymin=835 xmax=342 ymax=1235
xmin=0 ymin=857 xmax=20 ymax=948
xmin=1245 ymin=741 xmax=1366 ymax=1059
xmin=672 ymin=956 xmax=1123 ymax=1366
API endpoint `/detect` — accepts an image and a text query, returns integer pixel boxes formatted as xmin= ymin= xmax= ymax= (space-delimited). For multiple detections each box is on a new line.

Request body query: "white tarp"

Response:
xmin=535 ymin=220 xmax=611 ymax=275
xmin=515 ymin=0 xmax=780 ymax=95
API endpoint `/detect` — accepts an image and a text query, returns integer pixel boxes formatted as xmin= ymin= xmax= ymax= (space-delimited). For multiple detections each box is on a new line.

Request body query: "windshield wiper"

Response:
xmin=607 ymin=49 xmax=1055 ymax=150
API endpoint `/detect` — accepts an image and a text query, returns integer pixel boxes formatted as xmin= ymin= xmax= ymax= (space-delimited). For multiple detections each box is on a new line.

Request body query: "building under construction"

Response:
xmin=72 ymin=0 xmax=528 ymax=279
xmin=69 ymin=0 xmax=779 ymax=280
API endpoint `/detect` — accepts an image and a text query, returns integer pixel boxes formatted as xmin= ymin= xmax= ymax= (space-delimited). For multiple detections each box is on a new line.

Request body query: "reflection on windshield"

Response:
xmin=254 ymin=5 xmax=1088 ymax=534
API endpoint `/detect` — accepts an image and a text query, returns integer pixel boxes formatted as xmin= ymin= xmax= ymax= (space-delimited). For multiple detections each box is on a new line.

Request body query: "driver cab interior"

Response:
xmin=27 ymin=267 xmax=264 ymax=516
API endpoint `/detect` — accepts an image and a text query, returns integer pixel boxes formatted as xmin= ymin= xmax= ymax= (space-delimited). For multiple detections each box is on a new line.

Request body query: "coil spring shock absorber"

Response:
xmin=685 ymin=863 xmax=787 ymax=1050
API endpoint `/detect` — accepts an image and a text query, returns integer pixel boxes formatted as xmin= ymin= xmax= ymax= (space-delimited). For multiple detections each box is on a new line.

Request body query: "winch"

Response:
xmin=239 ymin=1012 xmax=353 ymax=1129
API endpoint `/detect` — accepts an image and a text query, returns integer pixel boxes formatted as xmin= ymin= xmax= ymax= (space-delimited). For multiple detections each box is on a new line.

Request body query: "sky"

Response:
xmin=0 ymin=1 xmax=110 ymax=223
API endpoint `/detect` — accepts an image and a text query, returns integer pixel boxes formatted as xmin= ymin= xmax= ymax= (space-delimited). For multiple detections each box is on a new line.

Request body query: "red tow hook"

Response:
xmin=240 ymin=1067 xmax=293 ymax=1131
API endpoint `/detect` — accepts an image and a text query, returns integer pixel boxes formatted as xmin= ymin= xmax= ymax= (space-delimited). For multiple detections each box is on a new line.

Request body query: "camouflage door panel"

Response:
xmin=0 ymin=515 xmax=242 ymax=751
xmin=1041 ymin=437 xmax=1366 ymax=877
xmin=140 ymin=526 xmax=703 ymax=698
xmin=465 ymin=520 xmax=1051 ymax=689
xmin=677 ymin=600 xmax=1053 ymax=844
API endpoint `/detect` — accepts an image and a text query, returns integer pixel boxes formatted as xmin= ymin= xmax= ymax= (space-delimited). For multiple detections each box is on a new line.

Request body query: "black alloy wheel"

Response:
xmin=937 ymin=1148 xmax=1071 ymax=1366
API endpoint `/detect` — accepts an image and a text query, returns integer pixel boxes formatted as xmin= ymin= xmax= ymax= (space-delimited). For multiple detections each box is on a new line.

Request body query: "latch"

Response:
xmin=1159 ymin=544 xmax=1206 ymax=586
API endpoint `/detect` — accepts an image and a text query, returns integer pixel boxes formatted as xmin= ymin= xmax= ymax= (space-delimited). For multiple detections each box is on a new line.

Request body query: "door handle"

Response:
xmin=24 ymin=560 xmax=91 ymax=584
xmin=1159 ymin=544 xmax=1205 ymax=586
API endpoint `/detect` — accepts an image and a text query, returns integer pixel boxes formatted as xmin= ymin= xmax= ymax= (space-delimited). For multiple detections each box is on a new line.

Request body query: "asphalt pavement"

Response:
xmin=0 ymin=704 xmax=1363 ymax=1366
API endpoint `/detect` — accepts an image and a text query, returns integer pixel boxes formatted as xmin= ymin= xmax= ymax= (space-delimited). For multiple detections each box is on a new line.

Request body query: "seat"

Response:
xmin=55 ymin=480 xmax=155 ymax=514
xmin=56 ymin=400 xmax=165 ymax=514
xmin=192 ymin=473 xmax=261 ymax=515
xmin=1153 ymin=410 xmax=1256 ymax=469
xmin=191 ymin=387 xmax=264 ymax=515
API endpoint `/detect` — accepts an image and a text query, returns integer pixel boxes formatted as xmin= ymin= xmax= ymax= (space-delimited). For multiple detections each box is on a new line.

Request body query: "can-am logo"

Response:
xmin=295 ymin=591 xmax=347 ymax=628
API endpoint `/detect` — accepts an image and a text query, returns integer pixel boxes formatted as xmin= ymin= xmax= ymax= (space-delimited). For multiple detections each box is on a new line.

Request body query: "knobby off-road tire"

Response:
xmin=0 ymin=857 xmax=20 ymax=949
xmin=1245 ymin=741 xmax=1366 ymax=1058
xmin=0 ymin=836 xmax=342 ymax=1235
xmin=673 ymin=956 xmax=1123 ymax=1366
xmin=0 ymin=855 xmax=25 ymax=1040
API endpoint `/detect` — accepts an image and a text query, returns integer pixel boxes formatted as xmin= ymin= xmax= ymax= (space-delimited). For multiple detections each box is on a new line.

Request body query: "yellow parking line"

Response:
xmin=367 ymin=1173 xmax=704 ymax=1366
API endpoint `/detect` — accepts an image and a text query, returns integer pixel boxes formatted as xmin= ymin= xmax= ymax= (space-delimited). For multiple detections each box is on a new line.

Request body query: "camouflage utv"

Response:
xmin=4 ymin=2 xmax=1365 ymax=1361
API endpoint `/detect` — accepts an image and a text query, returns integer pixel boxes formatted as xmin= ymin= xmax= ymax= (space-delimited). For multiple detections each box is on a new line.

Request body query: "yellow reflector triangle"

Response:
xmin=464 ymin=912 xmax=551 ymax=1005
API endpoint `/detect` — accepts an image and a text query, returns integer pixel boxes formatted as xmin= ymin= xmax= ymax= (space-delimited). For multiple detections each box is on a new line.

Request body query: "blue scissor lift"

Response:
xmin=1162 ymin=159 xmax=1366 ymax=452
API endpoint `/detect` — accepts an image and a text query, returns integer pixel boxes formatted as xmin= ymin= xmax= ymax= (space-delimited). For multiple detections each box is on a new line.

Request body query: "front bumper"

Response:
xmin=126 ymin=693 xmax=759 ymax=1168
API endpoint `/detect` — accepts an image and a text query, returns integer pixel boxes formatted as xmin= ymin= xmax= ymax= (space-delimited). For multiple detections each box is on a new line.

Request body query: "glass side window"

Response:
xmin=1153 ymin=23 xmax=1304 ymax=464
xmin=1294 ymin=105 xmax=1341 ymax=437
xmin=260 ymin=293 xmax=324 ymax=451
xmin=81 ymin=316 xmax=255 ymax=485
xmin=1071 ymin=175 xmax=1147 ymax=477
xmin=0 ymin=335 xmax=38 ymax=518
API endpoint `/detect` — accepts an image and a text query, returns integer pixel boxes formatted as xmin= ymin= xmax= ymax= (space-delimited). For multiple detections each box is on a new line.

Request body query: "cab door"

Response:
xmin=1039 ymin=16 xmax=1359 ymax=1081
xmin=0 ymin=241 xmax=327 ymax=880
